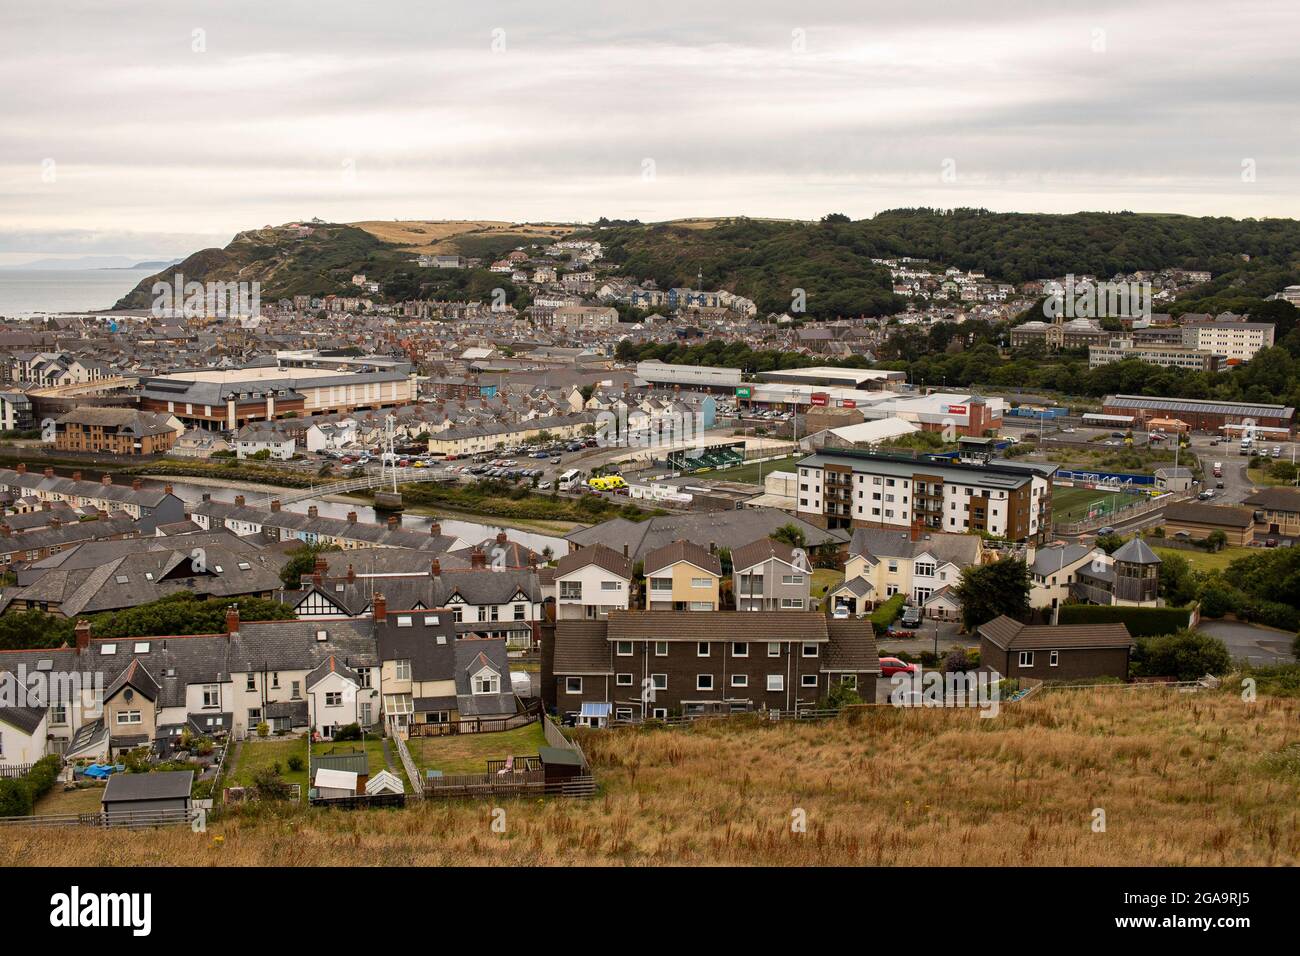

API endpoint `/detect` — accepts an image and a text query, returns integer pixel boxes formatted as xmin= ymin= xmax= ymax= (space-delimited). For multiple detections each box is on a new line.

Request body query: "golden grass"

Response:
xmin=3 ymin=687 xmax=1297 ymax=866
xmin=350 ymin=220 xmax=577 ymax=253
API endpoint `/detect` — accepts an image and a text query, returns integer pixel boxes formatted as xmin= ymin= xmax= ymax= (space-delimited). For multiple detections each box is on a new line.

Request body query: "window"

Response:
xmin=696 ymin=674 xmax=714 ymax=691
xmin=116 ymin=711 xmax=142 ymax=725
xmin=325 ymin=691 xmax=342 ymax=706
xmin=649 ymin=577 xmax=672 ymax=591
xmin=357 ymin=668 xmax=371 ymax=689
xmin=565 ymin=676 xmax=583 ymax=695
xmin=691 ymin=577 xmax=712 ymax=589
xmin=689 ymin=601 xmax=713 ymax=611
xmin=651 ymin=673 xmax=667 ymax=690
xmin=473 ymin=672 xmax=500 ymax=694
xmin=271 ymin=672 xmax=280 ymax=689
xmin=600 ymin=580 xmax=622 ymax=591
xmin=839 ymin=674 xmax=858 ymax=689
xmin=49 ymin=704 xmax=67 ymax=725
xmin=359 ymin=702 xmax=372 ymax=725
xmin=915 ymin=562 xmax=935 ymax=577
xmin=202 ymin=684 xmax=220 ymax=708
xmin=395 ymin=659 xmax=412 ymax=681
xmin=780 ymin=598 xmax=804 ymax=609
xmin=767 ymin=642 xmax=781 ymax=657
xmin=560 ymin=581 xmax=582 ymax=600
xmin=731 ymin=642 xmax=748 ymax=657
xmin=887 ymin=560 xmax=899 ymax=573
xmin=730 ymin=673 xmax=748 ymax=688
xmin=767 ymin=675 xmax=784 ymax=692
xmin=697 ymin=642 xmax=710 ymax=657
xmin=616 ymin=641 xmax=633 ymax=657
xmin=291 ymin=681 xmax=301 ymax=699
xmin=133 ymin=642 xmax=150 ymax=653
xmin=652 ymin=707 xmax=668 ymax=719
xmin=654 ymin=641 xmax=668 ymax=657
xmin=246 ymin=674 xmax=256 ymax=692
xmin=513 ymin=604 xmax=526 ymax=620
xmin=781 ymin=574 xmax=805 ymax=585
xmin=1018 ymin=651 xmax=1035 ymax=667
xmin=802 ymin=643 xmax=819 ymax=658
xmin=801 ymin=674 xmax=818 ymax=688
xmin=616 ymin=673 xmax=633 ymax=686
xmin=1049 ymin=650 xmax=1060 ymax=667
xmin=99 ymin=644 xmax=116 ymax=655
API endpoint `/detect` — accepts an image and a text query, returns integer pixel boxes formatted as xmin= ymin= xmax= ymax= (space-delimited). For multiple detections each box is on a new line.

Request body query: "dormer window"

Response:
xmin=472 ymin=667 xmax=500 ymax=694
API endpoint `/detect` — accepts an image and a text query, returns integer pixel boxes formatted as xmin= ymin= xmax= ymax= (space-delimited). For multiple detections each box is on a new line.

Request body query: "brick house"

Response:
xmin=977 ymin=616 xmax=1133 ymax=681
xmin=551 ymin=610 xmax=880 ymax=720
xmin=54 ymin=407 xmax=176 ymax=455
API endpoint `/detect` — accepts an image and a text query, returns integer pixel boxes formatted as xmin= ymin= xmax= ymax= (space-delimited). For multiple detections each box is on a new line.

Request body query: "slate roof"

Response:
xmin=1163 ymin=502 xmax=1253 ymax=529
xmin=605 ymin=610 xmax=829 ymax=643
xmin=1111 ymin=537 xmax=1162 ymax=565
xmin=729 ymin=537 xmax=799 ymax=573
xmin=978 ymin=615 xmax=1133 ymax=651
xmin=102 ymin=770 xmax=194 ymax=802
xmin=823 ymin=621 xmax=882 ymax=673
xmin=643 ymin=539 xmax=722 ymax=577
xmin=1028 ymin=544 xmax=1095 ymax=576
xmin=565 ymin=508 xmax=846 ymax=562
xmin=552 ymin=621 xmax=613 ymax=674
xmin=1244 ymin=487 xmax=1300 ymax=513
xmin=848 ymin=528 xmax=982 ymax=566
xmin=306 ymin=655 xmax=361 ymax=689
xmin=555 ymin=543 xmax=632 ymax=579
xmin=0 ymin=704 xmax=46 ymax=735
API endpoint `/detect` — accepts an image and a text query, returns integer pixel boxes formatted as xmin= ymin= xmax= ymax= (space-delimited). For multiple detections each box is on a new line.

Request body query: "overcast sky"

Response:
xmin=2 ymin=0 xmax=1297 ymax=262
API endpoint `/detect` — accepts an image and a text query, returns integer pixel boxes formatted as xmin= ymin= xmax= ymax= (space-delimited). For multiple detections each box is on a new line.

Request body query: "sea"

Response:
xmin=0 ymin=267 xmax=156 ymax=317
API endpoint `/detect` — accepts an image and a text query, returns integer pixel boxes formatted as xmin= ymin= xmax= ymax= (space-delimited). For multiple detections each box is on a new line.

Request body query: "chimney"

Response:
xmin=910 ymin=521 xmax=920 ymax=542
xmin=307 ymin=505 xmax=318 ymax=518
xmin=44 ymin=467 xmax=54 ymax=478
xmin=49 ymin=516 xmax=60 ymax=529
xmin=225 ymin=605 xmax=240 ymax=636
xmin=471 ymin=548 xmax=487 ymax=569
xmin=235 ymin=495 xmax=245 ymax=507
xmin=430 ymin=558 xmax=441 ymax=577
xmin=346 ymin=511 xmax=357 ymax=523
xmin=41 ymin=500 xmax=51 ymax=511
xmin=312 ymin=569 xmax=323 ymax=587
xmin=313 ymin=556 xmax=329 ymax=575
xmin=496 ymin=531 xmax=507 ymax=545
xmin=164 ymin=484 xmax=173 ymax=496
xmin=429 ymin=522 xmax=441 ymax=537
xmin=387 ymin=515 xmax=399 ymax=530
xmin=72 ymin=470 xmax=82 ymax=481
xmin=0 ymin=524 xmax=9 ymax=538
xmin=373 ymin=593 xmax=387 ymax=623
xmin=202 ymin=492 xmax=211 ymax=503
xmin=622 ymin=543 xmax=629 ymax=557
xmin=270 ymin=499 xmax=281 ymax=512
xmin=15 ymin=463 xmax=25 ymax=475
xmin=132 ymin=477 xmax=144 ymax=491
xmin=101 ymin=474 xmax=112 ymax=485
xmin=74 ymin=619 xmax=91 ymax=653
xmin=346 ymin=563 xmax=356 ymax=582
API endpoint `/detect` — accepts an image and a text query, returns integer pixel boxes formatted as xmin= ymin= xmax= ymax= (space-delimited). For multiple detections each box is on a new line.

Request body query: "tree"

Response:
xmin=771 ymin=523 xmax=806 ymax=549
xmin=1131 ymin=629 xmax=1232 ymax=680
xmin=278 ymin=542 xmax=343 ymax=588
xmin=1095 ymin=533 xmax=1126 ymax=554
xmin=1157 ymin=552 xmax=1199 ymax=606
xmin=953 ymin=557 xmax=1031 ymax=631
xmin=1204 ymin=530 xmax=1228 ymax=553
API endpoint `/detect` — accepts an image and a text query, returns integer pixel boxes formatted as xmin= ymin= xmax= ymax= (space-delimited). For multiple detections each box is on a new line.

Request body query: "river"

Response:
xmin=140 ymin=477 xmax=571 ymax=556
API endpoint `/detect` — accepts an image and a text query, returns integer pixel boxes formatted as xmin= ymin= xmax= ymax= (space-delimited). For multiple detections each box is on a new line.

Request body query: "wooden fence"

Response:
xmin=406 ymin=707 xmax=539 ymax=738
xmin=422 ymin=771 xmax=596 ymax=801
xmin=0 ymin=763 xmax=36 ymax=779
xmin=542 ymin=714 xmax=589 ymax=770
xmin=308 ymin=792 xmax=406 ymax=810
xmin=0 ymin=806 xmax=202 ymax=830
xmin=390 ymin=732 xmax=423 ymax=801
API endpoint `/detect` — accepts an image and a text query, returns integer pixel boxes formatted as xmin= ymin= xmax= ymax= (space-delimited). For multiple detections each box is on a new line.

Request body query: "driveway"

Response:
xmin=1197 ymin=619 xmax=1296 ymax=667
xmin=875 ymin=620 xmax=970 ymax=658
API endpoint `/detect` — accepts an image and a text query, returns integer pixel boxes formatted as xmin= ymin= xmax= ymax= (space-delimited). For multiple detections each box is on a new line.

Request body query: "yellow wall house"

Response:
xmin=644 ymin=539 xmax=722 ymax=611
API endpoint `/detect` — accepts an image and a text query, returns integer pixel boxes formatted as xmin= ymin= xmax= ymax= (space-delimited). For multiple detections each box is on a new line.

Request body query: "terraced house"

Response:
xmin=0 ymin=465 xmax=186 ymax=532
xmin=827 ymin=527 xmax=982 ymax=618
xmin=551 ymin=610 xmax=881 ymax=721
xmin=644 ymin=540 xmax=722 ymax=612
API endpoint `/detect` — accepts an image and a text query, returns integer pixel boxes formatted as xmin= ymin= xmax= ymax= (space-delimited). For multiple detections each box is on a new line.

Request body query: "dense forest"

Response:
xmin=588 ymin=209 xmax=1300 ymax=320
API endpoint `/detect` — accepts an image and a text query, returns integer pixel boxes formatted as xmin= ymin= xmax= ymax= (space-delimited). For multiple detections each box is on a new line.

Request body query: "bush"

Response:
xmin=0 ymin=778 xmax=33 ymax=816
xmin=869 ymin=594 xmax=906 ymax=635
xmin=1057 ymin=603 xmax=1193 ymax=637
xmin=943 ymin=648 xmax=974 ymax=673
xmin=256 ymin=721 xmax=270 ymax=738
xmin=252 ymin=766 xmax=290 ymax=801
xmin=332 ymin=723 xmax=362 ymax=742
xmin=1131 ymin=629 xmax=1232 ymax=681
xmin=286 ymin=755 xmax=305 ymax=772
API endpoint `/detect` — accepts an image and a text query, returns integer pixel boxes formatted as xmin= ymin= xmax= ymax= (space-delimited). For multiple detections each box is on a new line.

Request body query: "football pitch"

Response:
xmin=1051 ymin=484 xmax=1140 ymax=522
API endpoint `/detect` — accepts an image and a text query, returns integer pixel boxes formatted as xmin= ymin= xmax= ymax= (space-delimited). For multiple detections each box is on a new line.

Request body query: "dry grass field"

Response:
xmin=2 ymin=687 xmax=1297 ymax=866
xmin=350 ymin=220 xmax=577 ymax=253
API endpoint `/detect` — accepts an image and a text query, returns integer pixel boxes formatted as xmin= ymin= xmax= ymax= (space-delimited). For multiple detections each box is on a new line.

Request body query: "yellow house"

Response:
xmin=644 ymin=539 xmax=722 ymax=611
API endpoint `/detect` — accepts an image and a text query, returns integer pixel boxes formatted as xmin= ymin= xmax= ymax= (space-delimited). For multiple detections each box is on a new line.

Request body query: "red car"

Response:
xmin=878 ymin=657 xmax=918 ymax=677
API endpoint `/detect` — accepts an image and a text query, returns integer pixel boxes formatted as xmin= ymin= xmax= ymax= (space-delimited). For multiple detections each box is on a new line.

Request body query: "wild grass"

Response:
xmin=2 ymin=687 xmax=1296 ymax=866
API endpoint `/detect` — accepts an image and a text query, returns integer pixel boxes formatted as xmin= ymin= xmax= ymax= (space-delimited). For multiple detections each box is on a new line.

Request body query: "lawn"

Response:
xmin=1152 ymin=545 xmax=1254 ymax=573
xmin=708 ymin=455 xmax=799 ymax=485
xmin=11 ymin=686 xmax=1298 ymax=866
xmin=226 ymin=737 xmax=309 ymax=798
xmin=809 ymin=568 xmax=844 ymax=608
xmin=404 ymin=721 xmax=547 ymax=775
xmin=34 ymin=783 xmax=106 ymax=816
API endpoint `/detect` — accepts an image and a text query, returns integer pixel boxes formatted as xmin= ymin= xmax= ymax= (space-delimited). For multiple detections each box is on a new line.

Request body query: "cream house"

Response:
xmin=644 ymin=539 xmax=722 ymax=612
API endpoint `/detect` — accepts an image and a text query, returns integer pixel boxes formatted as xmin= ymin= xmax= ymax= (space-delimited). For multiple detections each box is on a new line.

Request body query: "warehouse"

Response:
xmin=1102 ymin=395 xmax=1294 ymax=435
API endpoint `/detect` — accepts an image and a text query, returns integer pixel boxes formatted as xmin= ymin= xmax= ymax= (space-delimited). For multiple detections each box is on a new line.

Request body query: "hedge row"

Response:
xmin=1057 ymin=603 xmax=1194 ymax=637
xmin=0 ymin=755 xmax=64 ymax=817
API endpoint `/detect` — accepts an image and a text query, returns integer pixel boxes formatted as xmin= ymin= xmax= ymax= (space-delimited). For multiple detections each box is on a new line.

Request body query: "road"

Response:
xmin=1196 ymin=620 xmax=1296 ymax=667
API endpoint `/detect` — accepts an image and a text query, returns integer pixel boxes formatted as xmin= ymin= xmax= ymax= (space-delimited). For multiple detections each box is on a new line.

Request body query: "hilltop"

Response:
xmin=112 ymin=210 xmax=1300 ymax=317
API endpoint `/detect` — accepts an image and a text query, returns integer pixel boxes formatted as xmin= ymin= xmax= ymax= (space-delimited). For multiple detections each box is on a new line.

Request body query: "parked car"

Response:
xmin=878 ymin=657 xmax=918 ymax=677
xmin=1215 ymin=480 xmax=1225 ymax=489
xmin=900 ymin=606 xmax=923 ymax=628
xmin=1096 ymin=526 xmax=1115 ymax=536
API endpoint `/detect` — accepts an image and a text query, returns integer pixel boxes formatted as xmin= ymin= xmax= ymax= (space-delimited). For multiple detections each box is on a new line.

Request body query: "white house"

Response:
xmin=234 ymin=424 xmax=295 ymax=461
xmin=553 ymin=545 xmax=634 ymax=620
xmin=0 ymin=707 xmax=48 ymax=768
xmin=305 ymin=655 xmax=367 ymax=739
